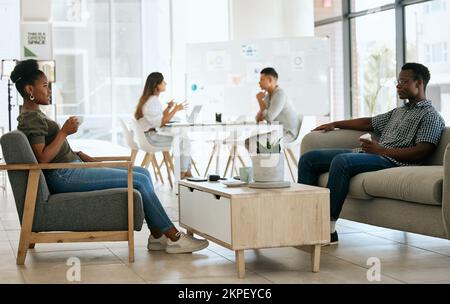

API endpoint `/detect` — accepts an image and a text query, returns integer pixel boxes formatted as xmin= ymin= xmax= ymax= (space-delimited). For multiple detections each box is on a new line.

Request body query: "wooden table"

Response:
xmin=178 ymin=181 xmax=330 ymax=278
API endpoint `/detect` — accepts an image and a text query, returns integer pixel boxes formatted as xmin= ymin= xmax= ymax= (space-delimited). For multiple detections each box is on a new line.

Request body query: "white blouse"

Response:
xmin=138 ymin=95 xmax=163 ymax=131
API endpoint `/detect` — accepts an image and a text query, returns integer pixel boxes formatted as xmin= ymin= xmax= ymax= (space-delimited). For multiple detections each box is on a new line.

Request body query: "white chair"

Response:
xmin=222 ymin=131 xmax=247 ymax=178
xmin=130 ymin=120 xmax=174 ymax=188
xmin=119 ymin=119 xmax=139 ymax=164
xmin=119 ymin=119 xmax=163 ymax=183
xmin=203 ymin=128 xmax=247 ymax=178
xmin=283 ymin=115 xmax=316 ymax=182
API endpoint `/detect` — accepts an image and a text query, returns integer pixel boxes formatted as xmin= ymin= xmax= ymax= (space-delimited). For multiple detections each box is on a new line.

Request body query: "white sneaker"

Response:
xmin=165 ymin=232 xmax=209 ymax=254
xmin=147 ymin=234 xmax=168 ymax=251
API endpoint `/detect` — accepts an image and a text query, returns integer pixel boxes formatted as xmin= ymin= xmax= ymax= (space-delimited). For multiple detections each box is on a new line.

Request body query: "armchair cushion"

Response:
xmin=34 ymin=189 xmax=144 ymax=232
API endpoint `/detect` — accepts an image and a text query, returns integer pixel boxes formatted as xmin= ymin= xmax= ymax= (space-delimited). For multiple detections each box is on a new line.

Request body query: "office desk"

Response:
xmin=162 ymin=122 xmax=283 ymax=183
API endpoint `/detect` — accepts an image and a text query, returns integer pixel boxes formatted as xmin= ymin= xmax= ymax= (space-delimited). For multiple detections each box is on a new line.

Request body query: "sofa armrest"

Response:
xmin=0 ymin=161 xmax=132 ymax=170
xmin=301 ymin=129 xmax=373 ymax=154
xmin=442 ymin=143 xmax=450 ymax=239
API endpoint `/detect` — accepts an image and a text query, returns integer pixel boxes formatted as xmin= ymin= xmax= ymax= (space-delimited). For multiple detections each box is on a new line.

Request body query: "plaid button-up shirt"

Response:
xmin=365 ymin=100 xmax=445 ymax=166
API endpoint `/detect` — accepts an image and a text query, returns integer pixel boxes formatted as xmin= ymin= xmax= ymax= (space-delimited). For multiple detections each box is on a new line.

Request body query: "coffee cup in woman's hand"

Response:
xmin=75 ymin=116 xmax=84 ymax=126
xmin=61 ymin=116 xmax=79 ymax=135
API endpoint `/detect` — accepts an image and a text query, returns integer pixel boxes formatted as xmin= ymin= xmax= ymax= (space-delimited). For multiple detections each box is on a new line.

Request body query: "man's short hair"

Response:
xmin=401 ymin=63 xmax=431 ymax=90
xmin=260 ymin=67 xmax=278 ymax=79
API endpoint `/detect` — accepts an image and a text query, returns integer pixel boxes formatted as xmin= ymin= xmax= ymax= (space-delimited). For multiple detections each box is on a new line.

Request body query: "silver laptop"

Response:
xmin=186 ymin=105 xmax=202 ymax=124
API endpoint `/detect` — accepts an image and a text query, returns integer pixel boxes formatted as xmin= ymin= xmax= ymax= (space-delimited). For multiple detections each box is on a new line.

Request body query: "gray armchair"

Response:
xmin=0 ymin=131 xmax=145 ymax=265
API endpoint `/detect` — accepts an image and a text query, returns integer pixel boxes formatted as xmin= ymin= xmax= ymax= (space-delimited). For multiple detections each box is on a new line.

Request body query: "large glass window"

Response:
xmin=52 ymin=0 xmax=142 ymax=142
xmin=406 ymin=0 xmax=450 ymax=124
xmin=351 ymin=0 xmax=394 ymax=12
xmin=315 ymin=22 xmax=345 ymax=120
xmin=314 ymin=0 xmax=342 ymax=21
xmin=315 ymin=0 xmax=450 ymax=122
xmin=351 ymin=10 xmax=397 ymax=117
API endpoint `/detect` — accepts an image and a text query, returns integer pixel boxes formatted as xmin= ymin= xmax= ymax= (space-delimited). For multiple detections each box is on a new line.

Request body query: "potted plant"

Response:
xmin=251 ymin=136 xmax=284 ymax=183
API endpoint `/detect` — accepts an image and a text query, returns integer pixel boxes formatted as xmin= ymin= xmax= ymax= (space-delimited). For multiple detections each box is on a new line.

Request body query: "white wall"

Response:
xmin=21 ymin=0 xmax=51 ymax=21
xmin=0 ymin=0 xmax=20 ymax=132
xmin=230 ymin=0 xmax=314 ymax=40
xmin=283 ymin=0 xmax=314 ymax=37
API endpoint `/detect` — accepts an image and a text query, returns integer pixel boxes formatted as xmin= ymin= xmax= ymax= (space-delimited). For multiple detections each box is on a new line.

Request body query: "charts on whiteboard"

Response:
xmin=186 ymin=37 xmax=330 ymax=123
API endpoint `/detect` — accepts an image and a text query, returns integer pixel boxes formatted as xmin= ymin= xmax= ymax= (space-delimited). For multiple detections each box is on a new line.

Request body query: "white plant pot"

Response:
xmin=251 ymin=153 xmax=284 ymax=183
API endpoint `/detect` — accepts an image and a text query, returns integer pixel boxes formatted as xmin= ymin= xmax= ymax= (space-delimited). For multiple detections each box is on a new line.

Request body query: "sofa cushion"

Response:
xmin=318 ymin=172 xmax=373 ymax=200
xmin=363 ymin=166 xmax=443 ymax=206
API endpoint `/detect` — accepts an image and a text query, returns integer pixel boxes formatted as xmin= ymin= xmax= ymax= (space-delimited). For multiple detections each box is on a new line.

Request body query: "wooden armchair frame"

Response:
xmin=0 ymin=156 xmax=135 ymax=265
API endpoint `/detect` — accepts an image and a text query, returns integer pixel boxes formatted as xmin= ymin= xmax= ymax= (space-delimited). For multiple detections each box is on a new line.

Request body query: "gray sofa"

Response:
xmin=301 ymin=128 xmax=450 ymax=240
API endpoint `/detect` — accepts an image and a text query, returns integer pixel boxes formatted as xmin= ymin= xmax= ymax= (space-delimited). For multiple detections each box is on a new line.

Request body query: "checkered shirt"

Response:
xmin=367 ymin=100 xmax=445 ymax=166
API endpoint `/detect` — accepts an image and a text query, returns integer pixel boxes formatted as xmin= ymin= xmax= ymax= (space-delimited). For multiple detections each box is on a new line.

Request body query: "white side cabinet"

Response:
xmin=179 ymin=185 xmax=232 ymax=245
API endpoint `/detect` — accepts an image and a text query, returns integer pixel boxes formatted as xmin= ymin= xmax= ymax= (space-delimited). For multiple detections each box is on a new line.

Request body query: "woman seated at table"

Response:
xmin=135 ymin=72 xmax=193 ymax=179
xmin=11 ymin=59 xmax=208 ymax=254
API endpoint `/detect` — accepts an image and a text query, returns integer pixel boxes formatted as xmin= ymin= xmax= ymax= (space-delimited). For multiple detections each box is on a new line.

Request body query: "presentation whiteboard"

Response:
xmin=186 ymin=37 xmax=330 ymax=122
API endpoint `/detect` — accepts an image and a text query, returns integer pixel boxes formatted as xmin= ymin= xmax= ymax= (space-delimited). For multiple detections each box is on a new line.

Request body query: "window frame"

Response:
xmin=315 ymin=0 xmax=435 ymax=118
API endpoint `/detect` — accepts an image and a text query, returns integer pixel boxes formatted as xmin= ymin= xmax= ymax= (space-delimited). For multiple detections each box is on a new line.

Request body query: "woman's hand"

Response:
xmin=61 ymin=117 xmax=79 ymax=136
xmin=164 ymin=99 xmax=175 ymax=114
xmin=77 ymin=151 xmax=96 ymax=162
xmin=174 ymin=101 xmax=188 ymax=112
xmin=167 ymin=99 xmax=175 ymax=109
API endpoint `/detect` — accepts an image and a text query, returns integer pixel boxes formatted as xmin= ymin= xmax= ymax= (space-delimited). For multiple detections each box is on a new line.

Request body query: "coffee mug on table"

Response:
xmin=239 ymin=167 xmax=253 ymax=183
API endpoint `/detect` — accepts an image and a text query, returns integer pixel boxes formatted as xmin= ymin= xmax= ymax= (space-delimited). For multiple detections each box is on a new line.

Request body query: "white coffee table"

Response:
xmin=178 ymin=181 xmax=330 ymax=278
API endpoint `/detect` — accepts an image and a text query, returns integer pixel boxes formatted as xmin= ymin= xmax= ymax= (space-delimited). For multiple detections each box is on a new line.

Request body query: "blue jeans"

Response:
xmin=298 ymin=149 xmax=396 ymax=220
xmin=45 ymin=161 xmax=173 ymax=233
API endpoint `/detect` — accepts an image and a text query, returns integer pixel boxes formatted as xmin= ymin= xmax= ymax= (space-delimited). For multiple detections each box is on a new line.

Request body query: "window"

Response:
xmin=52 ymin=0 xmax=142 ymax=142
xmin=406 ymin=1 xmax=450 ymax=124
xmin=426 ymin=42 xmax=448 ymax=63
xmin=423 ymin=42 xmax=448 ymax=64
xmin=314 ymin=0 xmax=342 ymax=21
xmin=314 ymin=0 xmax=450 ymax=125
xmin=424 ymin=0 xmax=447 ymax=14
xmin=351 ymin=0 xmax=394 ymax=12
xmin=315 ymin=22 xmax=345 ymax=120
xmin=351 ymin=10 xmax=397 ymax=117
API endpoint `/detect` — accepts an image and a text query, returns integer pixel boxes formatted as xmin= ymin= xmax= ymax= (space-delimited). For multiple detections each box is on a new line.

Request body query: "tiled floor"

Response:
xmin=1 ymin=141 xmax=450 ymax=284
xmin=2 ymin=177 xmax=450 ymax=284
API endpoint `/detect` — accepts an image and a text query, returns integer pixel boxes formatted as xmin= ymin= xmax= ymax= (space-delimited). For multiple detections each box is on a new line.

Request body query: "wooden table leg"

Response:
xmin=235 ymin=250 xmax=245 ymax=278
xmin=311 ymin=245 xmax=321 ymax=273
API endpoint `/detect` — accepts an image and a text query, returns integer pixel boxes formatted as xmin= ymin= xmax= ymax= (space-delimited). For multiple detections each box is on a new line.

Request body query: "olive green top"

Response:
xmin=17 ymin=109 xmax=80 ymax=163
